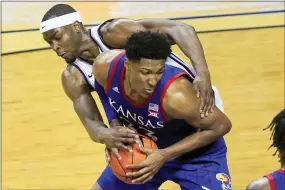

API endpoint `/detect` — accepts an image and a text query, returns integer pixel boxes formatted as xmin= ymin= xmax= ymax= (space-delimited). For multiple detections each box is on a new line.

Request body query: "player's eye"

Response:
xmin=140 ymin=70 xmax=150 ymax=75
xmin=157 ymin=70 xmax=163 ymax=75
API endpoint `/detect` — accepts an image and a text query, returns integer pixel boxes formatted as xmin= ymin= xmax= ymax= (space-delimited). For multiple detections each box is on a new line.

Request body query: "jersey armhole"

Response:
xmin=70 ymin=64 xmax=94 ymax=91
xmin=159 ymin=72 xmax=188 ymax=121
xmin=265 ymin=174 xmax=276 ymax=190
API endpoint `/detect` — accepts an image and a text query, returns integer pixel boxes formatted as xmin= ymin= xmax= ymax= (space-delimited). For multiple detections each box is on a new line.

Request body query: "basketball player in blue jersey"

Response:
xmin=40 ymin=4 xmax=219 ymax=161
xmin=246 ymin=109 xmax=285 ymax=190
xmin=92 ymin=31 xmax=232 ymax=190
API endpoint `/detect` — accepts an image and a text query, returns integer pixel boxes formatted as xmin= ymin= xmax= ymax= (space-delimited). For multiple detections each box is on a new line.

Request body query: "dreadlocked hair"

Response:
xmin=263 ymin=109 xmax=285 ymax=162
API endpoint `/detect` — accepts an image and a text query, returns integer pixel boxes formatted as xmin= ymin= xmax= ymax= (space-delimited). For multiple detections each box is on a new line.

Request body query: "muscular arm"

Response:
xmin=61 ymin=66 xmax=113 ymax=143
xmin=161 ymin=77 xmax=232 ymax=161
xmin=103 ymin=18 xmax=208 ymax=73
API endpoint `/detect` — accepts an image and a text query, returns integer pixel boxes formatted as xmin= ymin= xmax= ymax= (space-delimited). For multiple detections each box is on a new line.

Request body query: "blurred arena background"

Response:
xmin=2 ymin=1 xmax=284 ymax=190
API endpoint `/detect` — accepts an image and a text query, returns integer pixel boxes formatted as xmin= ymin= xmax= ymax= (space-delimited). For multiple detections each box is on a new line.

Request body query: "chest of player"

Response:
xmin=108 ymin=94 xmax=165 ymax=129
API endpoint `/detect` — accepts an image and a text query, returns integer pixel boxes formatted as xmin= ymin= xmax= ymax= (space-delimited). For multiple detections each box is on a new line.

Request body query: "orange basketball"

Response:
xmin=108 ymin=135 xmax=158 ymax=183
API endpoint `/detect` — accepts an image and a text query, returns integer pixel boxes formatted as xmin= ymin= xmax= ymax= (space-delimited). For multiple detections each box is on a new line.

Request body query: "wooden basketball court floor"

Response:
xmin=2 ymin=2 xmax=284 ymax=190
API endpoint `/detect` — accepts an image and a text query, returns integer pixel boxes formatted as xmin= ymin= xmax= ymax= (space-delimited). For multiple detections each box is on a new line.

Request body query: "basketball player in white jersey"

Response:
xmin=40 ymin=3 xmax=222 ymax=177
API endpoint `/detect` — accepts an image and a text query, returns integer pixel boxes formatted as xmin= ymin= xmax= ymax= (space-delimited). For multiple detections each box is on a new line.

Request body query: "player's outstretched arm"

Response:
xmin=103 ymin=18 xmax=214 ymax=117
xmin=161 ymin=77 xmax=232 ymax=162
xmin=246 ymin=178 xmax=271 ymax=190
xmin=61 ymin=65 xmax=137 ymax=150
xmin=61 ymin=66 xmax=110 ymax=143
xmin=92 ymin=50 xmax=140 ymax=159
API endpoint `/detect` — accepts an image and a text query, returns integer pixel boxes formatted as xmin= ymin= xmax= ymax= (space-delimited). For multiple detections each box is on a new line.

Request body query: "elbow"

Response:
xmin=224 ymin=118 xmax=232 ymax=135
xmin=219 ymin=116 xmax=232 ymax=136
xmin=179 ymin=23 xmax=196 ymax=33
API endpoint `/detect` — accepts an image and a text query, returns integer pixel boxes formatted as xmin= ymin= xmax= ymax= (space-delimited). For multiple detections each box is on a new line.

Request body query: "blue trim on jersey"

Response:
xmin=168 ymin=53 xmax=195 ymax=79
xmin=77 ymin=57 xmax=93 ymax=65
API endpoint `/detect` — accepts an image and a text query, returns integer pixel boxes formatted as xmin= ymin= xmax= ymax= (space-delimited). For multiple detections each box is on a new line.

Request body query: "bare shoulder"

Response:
xmin=93 ymin=50 xmax=124 ymax=88
xmin=61 ymin=65 xmax=88 ymax=101
xmin=163 ymin=76 xmax=199 ymax=120
xmin=94 ymin=49 xmax=123 ymax=66
xmin=246 ymin=178 xmax=271 ymax=190
xmin=61 ymin=65 xmax=85 ymax=87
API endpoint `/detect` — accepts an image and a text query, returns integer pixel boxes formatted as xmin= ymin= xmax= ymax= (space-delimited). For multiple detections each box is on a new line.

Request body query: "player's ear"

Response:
xmin=72 ymin=22 xmax=81 ymax=33
xmin=125 ymin=58 xmax=130 ymax=70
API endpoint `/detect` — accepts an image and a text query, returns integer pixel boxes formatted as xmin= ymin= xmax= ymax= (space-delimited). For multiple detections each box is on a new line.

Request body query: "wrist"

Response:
xmin=159 ymin=148 xmax=176 ymax=162
xmin=96 ymin=126 xmax=108 ymax=144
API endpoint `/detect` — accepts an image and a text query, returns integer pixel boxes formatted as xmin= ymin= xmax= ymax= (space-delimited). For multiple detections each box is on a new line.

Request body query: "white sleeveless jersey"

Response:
xmin=71 ymin=57 xmax=96 ymax=90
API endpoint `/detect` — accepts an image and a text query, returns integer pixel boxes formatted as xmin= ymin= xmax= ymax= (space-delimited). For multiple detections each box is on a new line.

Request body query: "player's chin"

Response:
xmin=64 ymin=54 xmax=76 ymax=63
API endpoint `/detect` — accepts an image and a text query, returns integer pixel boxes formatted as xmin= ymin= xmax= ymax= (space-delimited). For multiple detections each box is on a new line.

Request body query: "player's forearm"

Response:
xmin=161 ymin=120 xmax=231 ymax=162
xmin=83 ymin=117 xmax=108 ymax=144
xmin=73 ymin=96 xmax=108 ymax=144
xmin=170 ymin=24 xmax=209 ymax=74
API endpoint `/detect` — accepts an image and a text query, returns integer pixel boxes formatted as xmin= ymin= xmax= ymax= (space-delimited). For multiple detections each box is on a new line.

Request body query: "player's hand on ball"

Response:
xmin=125 ymin=147 xmax=166 ymax=184
xmin=99 ymin=126 xmax=139 ymax=161
xmin=193 ymin=71 xmax=215 ymax=118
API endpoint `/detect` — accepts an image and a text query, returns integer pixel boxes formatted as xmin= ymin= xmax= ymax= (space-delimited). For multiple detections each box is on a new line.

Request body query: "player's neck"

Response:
xmin=78 ymin=30 xmax=100 ymax=60
xmin=123 ymin=71 xmax=146 ymax=104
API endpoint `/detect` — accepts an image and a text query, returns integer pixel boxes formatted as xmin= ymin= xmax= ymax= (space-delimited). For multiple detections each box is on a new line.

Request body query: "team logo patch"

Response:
xmin=216 ymin=173 xmax=231 ymax=190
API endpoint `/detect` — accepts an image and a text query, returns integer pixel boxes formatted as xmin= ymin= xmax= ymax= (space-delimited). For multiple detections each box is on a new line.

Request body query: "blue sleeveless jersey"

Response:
xmin=104 ymin=52 xmax=227 ymax=161
xmin=265 ymin=169 xmax=285 ymax=190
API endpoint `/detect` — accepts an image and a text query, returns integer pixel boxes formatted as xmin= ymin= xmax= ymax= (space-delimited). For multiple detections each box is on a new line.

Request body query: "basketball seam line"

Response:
xmin=114 ymin=153 xmax=128 ymax=181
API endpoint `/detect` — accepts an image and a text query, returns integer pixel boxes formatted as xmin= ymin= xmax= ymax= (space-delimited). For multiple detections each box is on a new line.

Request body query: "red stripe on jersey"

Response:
xmin=105 ymin=51 xmax=125 ymax=93
xmin=160 ymin=72 xmax=188 ymax=121
xmin=266 ymin=174 xmax=276 ymax=190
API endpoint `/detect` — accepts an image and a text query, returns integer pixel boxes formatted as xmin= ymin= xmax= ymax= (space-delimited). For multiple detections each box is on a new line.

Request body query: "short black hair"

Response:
xmin=264 ymin=109 xmax=285 ymax=163
xmin=42 ymin=4 xmax=76 ymax=22
xmin=125 ymin=31 xmax=172 ymax=62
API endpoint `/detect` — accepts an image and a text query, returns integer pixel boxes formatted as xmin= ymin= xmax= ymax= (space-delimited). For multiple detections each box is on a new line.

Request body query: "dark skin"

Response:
xmin=44 ymin=18 xmax=215 ymax=117
xmin=42 ymin=18 xmax=215 ymax=161
xmin=94 ymin=18 xmax=215 ymax=116
xmin=43 ymin=23 xmax=140 ymax=159
xmin=93 ymin=50 xmax=232 ymax=184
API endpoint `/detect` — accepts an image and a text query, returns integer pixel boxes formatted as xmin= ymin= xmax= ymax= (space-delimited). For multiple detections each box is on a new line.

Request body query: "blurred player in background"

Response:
xmin=246 ymin=109 xmax=285 ymax=190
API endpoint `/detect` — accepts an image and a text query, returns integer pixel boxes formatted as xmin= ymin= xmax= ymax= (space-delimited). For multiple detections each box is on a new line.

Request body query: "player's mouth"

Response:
xmin=144 ymin=88 xmax=154 ymax=94
xmin=58 ymin=52 xmax=67 ymax=58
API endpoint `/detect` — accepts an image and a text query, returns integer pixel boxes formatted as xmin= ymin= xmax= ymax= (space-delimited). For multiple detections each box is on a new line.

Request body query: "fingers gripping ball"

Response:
xmin=108 ymin=135 xmax=158 ymax=183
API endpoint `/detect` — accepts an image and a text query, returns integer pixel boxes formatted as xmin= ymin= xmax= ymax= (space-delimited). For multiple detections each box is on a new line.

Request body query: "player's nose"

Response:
xmin=51 ymin=42 xmax=60 ymax=52
xmin=147 ymin=75 xmax=158 ymax=87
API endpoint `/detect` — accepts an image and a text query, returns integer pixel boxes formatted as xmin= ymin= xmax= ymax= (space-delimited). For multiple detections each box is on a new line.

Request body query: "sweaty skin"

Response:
xmin=93 ymin=50 xmax=232 ymax=184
